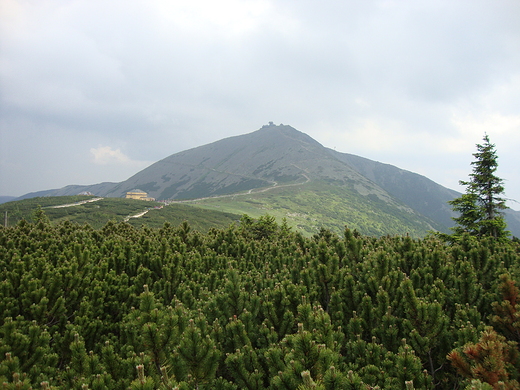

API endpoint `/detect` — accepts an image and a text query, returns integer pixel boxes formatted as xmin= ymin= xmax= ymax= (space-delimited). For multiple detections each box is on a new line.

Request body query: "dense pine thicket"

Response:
xmin=1 ymin=214 xmax=519 ymax=390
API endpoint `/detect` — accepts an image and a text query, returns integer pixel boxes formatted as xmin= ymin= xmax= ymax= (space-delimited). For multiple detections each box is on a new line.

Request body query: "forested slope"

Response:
xmin=0 ymin=214 xmax=519 ymax=389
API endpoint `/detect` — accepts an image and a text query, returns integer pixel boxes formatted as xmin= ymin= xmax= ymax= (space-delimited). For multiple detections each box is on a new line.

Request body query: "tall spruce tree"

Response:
xmin=449 ymin=134 xmax=508 ymax=239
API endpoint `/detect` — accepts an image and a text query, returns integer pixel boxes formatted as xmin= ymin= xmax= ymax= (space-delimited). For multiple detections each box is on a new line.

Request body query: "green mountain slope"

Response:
xmin=0 ymin=196 xmax=240 ymax=231
xmin=328 ymin=150 xmax=460 ymax=228
xmin=181 ymin=180 xmax=443 ymax=237
xmin=10 ymin=123 xmax=519 ymax=237
xmin=327 ymin=149 xmax=520 ymax=237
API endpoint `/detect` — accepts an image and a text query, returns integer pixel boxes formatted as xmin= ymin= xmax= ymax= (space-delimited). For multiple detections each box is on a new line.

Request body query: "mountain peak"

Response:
xmin=257 ymin=122 xmax=313 ymax=135
xmin=104 ymin=124 xmax=337 ymax=200
xmin=11 ymin=123 xmax=520 ymax=237
xmin=251 ymin=123 xmax=323 ymax=149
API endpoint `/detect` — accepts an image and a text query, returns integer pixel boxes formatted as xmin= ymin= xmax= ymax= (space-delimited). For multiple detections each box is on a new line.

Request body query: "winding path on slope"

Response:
xmin=47 ymin=197 xmax=153 ymax=222
xmin=170 ymin=165 xmax=311 ymax=204
xmin=47 ymin=197 xmax=104 ymax=208
xmin=124 ymin=210 xmax=150 ymax=222
xmin=44 ymin=164 xmax=312 ymax=221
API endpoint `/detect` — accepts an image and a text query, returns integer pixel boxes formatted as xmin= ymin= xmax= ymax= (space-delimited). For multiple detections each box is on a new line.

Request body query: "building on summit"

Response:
xmin=125 ymin=189 xmax=155 ymax=201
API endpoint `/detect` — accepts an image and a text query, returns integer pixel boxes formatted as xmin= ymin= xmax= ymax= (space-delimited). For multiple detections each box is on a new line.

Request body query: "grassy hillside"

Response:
xmin=329 ymin=149 xmax=460 ymax=228
xmin=0 ymin=196 xmax=241 ymax=232
xmin=182 ymin=180 xmax=446 ymax=237
xmin=125 ymin=202 xmax=241 ymax=230
xmin=1 ymin=186 xmax=446 ymax=238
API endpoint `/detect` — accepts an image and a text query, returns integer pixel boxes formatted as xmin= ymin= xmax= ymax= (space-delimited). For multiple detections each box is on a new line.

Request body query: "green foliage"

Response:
xmin=187 ymin=180 xmax=445 ymax=237
xmin=239 ymin=214 xmax=282 ymax=240
xmin=463 ymin=380 xmax=494 ymax=390
xmin=449 ymin=135 xmax=509 ymax=240
xmin=1 ymin=211 xmax=520 ymax=389
xmin=0 ymin=196 xmax=240 ymax=231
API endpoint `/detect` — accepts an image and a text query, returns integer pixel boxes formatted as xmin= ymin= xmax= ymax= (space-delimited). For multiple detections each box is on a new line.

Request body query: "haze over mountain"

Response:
xmin=12 ymin=124 xmax=520 ymax=237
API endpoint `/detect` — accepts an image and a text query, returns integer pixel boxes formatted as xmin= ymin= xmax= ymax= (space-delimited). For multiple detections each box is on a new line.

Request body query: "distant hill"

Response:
xmin=10 ymin=123 xmax=520 ymax=237
xmin=15 ymin=182 xmax=119 ymax=201
xmin=0 ymin=196 xmax=16 ymax=205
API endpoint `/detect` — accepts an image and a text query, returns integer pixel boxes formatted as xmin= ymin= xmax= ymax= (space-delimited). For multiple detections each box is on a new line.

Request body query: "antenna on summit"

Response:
xmin=262 ymin=121 xmax=276 ymax=128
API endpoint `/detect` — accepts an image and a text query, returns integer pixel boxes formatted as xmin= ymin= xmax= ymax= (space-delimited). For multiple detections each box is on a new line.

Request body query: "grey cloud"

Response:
xmin=1 ymin=0 xmax=519 ymax=207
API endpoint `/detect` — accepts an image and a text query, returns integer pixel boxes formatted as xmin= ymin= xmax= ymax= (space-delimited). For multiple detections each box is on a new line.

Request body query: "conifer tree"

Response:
xmin=449 ymin=135 xmax=508 ymax=240
xmin=3 ymin=205 xmax=520 ymax=389
xmin=172 ymin=317 xmax=221 ymax=388
xmin=490 ymin=274 xmax=520 ymax=343
xmin=266 ymin=321 xmax=343 ymax=390
xmin=447 ymin=327 xmax=519 ymax=389
xmin=400 ymin=278 xmax=450 ymax=384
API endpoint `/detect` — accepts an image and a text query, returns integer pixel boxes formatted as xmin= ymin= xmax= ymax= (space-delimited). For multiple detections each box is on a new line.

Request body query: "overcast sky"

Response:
xmin=1 ymin=0 xmax=519 ymax=210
